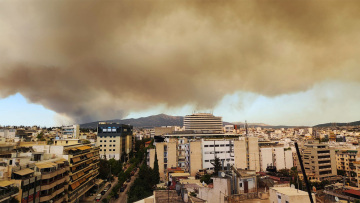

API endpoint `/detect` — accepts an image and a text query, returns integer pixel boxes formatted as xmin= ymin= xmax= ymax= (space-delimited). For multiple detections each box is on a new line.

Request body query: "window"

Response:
xmin=110 ymin=140 xmax=112 ymax=142
xmin=240 ymin=183 xmax=242 ymax=187
xmin=104 ymin=149 xmax=106 ymax=151
xmin=104 ymin=145 xmax=106 ymax=147
xmin=100 ymin=140 xmax=102 ymax=142
xmin=109 ymin=145 xmax=112 ymax=147
xmin=113 ymin=145 xmax=116 ymax=147
xmin=104 ymin=140 xmax=106 ymax=142
xmin=204 ymin=145 xmax=209 ymax=147
xmin=205 ymin=160 xmax=209 ymax=162
xmin=113 ymin=140 xmax=116 ymax=142
xmin=100 ymin=145 xmax=102 ymax=147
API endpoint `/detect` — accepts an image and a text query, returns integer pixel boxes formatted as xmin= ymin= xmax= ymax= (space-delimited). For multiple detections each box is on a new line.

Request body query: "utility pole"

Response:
xmin=295 ymin=142 xmax=314 ymax=203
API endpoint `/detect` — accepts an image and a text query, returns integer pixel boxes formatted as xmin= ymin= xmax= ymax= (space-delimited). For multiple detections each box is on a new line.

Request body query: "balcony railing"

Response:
xmin=0 ymin=187 xmax=19 ymax=201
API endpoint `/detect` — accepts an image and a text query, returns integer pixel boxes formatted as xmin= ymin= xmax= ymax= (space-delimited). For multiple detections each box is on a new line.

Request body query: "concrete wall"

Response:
xmin=284 ymin=150 xmax=293 ymax=169
xmin=190 ymin=141 xmax=202 ymax=176
xmin=234 ymin=140 xmax=247 ymax=169
xmin=198 ymin=177 xmax=230 ymax=203
xmin=248 ymin=137 xmax=260 ymax=172
xmin=260 ymin=148 xmax=273 ymax=172
xmin=155 ymin=142 xmax=165 ymax=181
xmin=167 ymin=141 xmax=178 ymax=169
xmin=274 ymin=148 xmax=285 ymax=170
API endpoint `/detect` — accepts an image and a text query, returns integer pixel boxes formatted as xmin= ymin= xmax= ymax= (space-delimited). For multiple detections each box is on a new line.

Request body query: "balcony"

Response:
xmin=319 ymin=167 xmax=332 ymax=171
xmin=0 ymin=187 xmax=19 ymax=202
xmin=42 ymin=167 xmax=67 ymax=179
xmin=40 ymin=187 xmax=65 ymax=202
xmin=40 ymin=176 xmax=67 ymax=191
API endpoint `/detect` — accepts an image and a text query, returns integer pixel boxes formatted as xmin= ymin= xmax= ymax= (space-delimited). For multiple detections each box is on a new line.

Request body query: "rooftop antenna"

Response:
xmin=245 ymin=120 xmax=248 ymax=136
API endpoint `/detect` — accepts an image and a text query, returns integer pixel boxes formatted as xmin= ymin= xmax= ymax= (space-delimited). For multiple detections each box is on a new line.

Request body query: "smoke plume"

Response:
xmin=1 ymin=0 xmax=360 ymax=123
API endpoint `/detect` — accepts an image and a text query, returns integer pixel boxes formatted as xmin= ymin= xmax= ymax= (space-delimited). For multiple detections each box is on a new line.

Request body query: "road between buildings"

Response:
xmin=114 ymin=169 xmax=139 ymax=203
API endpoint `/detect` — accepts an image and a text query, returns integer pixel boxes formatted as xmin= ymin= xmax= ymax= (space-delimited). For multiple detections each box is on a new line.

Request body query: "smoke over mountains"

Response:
xmin=1 ymin=1 xmax=360 ymax=123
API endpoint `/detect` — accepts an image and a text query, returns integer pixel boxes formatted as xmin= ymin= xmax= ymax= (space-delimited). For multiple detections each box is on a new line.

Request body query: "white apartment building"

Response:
xmin=61 ymin=125 xmax=80 ymax=139
xmin=260 ymin=147 xmax=293 ymax=171
xmin=201 ymin=139 xmax=236 ymax=170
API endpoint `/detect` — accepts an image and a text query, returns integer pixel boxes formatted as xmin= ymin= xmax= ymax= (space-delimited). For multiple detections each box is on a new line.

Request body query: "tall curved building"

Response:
xmin=184 ymin=113 xmax=223 ymax=133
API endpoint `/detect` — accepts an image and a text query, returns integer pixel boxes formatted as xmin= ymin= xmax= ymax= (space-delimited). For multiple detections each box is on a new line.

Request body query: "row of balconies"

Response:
xmin=42 ymin=167 xmax=69 ymax=179
xmin=70 ymin=161 xmax=99 ymax=177
xmin=40 ymin=176 xmax=67 ymax=191
xmin=39 ymin=186 xmax=65 ymax=202
xmin=0 ymin=187 xmax=19 ymax=201
xmin=68 ymin=172 xmax=97 ymax=202
xmin=70 ymin=154 xmax=100 ymax=168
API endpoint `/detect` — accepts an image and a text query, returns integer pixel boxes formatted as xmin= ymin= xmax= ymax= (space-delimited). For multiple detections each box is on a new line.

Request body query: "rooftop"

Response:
xmin=270 ymin=187 xmax=310 ymax=197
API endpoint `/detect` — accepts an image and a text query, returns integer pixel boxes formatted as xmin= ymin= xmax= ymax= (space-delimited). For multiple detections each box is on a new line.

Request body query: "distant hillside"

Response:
xmin=313 ymin=120 xmax=360 ymax=128
xmin=80 ymin=114 xmax=184 ymax=129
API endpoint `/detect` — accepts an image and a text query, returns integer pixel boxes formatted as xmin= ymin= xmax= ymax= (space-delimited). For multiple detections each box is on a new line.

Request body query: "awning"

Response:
xmin=77 ymin=146 xmax=91 ymax=150
xmin=13 ymin=168 xmax=34 ymax=176
xmin=70 ymin=181 xmax=80 ymax=190
xmin=72 ymin=157 xmax=81 ymax=163
xmin=0 ymin=180 xmax=14 ymax=187
xmin=55 ymin=158 xmax=68 ymax=163
xmin=72 ymin=174 xmax=78 ymax=181
xmin=86 ymin=153 xmax=93 ymax=158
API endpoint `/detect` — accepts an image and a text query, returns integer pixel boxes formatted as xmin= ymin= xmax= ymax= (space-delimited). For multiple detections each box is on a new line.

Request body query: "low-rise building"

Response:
xmin=269 ymin=187 xmax=316 ymax=203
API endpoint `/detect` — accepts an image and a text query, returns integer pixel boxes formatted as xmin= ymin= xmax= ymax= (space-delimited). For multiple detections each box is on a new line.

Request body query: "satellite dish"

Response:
xmin=335 ymin=197 xmax=339 ymax=202
xmin=221 ymin=172 xmax=226 ymax=178
xmin=291 ymin=184 xmax=295 ymax=189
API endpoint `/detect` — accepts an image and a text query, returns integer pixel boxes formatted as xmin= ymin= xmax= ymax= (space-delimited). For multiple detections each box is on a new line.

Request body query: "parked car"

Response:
xmin=95 ymin=194 xmax=101 ymax=202
xmin=101 ymin=190 xmax=106 ymax=195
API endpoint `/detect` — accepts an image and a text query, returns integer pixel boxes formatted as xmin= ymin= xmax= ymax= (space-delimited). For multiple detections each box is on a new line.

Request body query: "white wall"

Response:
xmin=260 ymin=148 xmax=273 ymax=171
xmin=284 ymin=150 xmax=293 ymax=169
xmin=202 ymin=140 xmax=235 ymax=170
xmin=274 ymin=148 xmax=285 ymax=170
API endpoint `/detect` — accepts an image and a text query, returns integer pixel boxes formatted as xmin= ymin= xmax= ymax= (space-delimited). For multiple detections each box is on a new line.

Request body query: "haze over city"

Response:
xmin=1 ymin=1 xmax=360 ymax=127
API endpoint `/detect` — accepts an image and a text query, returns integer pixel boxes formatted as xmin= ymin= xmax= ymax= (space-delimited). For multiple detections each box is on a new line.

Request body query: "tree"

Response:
xmin=152 ymin=150 xmax=160 ymax=185
xmin=212 ymin=157 xmax=222 ymax=175
xmin=200 ymin=174 xmax=212 ymax=184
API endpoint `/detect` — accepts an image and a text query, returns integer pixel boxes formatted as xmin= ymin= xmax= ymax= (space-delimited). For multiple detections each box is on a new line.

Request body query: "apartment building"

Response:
xmin=302 ymin=143 xmax=337 ymax=181
xmin=96 ymin=123 xmax=133 ymax=160
xmin=11 ymin=165 xmax=42 ymax=203
xmin=32 ymin=141 xmax=100 ymax=203
xmin=147 ymin=140 xmax=177 ymax=181
xmin=260 ymin=147 xmax=293 ymax=171
xmin=65 ymin=145 xmax=100 ymax=203
xmin=35 ymin=158 xmax=69 ymax=203
xmin=336 ymin=150 xmax=358 ymax=177
xmin=61 ymin=125 xmax=80 ymax=139
xmin=148 ymin=137 xmax=261 ymax=180
xmin=184 ymin=113 xmax=223 ymax=133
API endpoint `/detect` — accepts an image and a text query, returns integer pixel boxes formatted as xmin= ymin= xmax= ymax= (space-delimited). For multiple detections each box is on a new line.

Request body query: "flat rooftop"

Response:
xmin=270 ymin=187 xmax=310 ymax=197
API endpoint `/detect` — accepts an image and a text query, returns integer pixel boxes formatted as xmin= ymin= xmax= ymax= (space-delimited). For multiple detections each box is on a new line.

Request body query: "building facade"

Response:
xmin=336 ymin=150 xmax=358 ymax=177
xmin=184 ymin=113 xmax=223 ymax=133
xmin=61 ymin=125 xmax=80 ymax=139
xmin=96 ymin=123 xmax=133 ymax=160
xmin=302 ymin=143 xmax=337 ymax=180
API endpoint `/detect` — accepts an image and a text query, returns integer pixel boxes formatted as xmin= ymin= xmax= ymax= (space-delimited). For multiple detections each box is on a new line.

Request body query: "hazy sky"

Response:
xmin=1 ymin=1 xmax=360 ymax=127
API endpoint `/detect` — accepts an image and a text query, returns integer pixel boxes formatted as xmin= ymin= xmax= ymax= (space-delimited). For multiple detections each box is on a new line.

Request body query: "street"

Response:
xmin=114 ymin=169 xmax=139 ymax=203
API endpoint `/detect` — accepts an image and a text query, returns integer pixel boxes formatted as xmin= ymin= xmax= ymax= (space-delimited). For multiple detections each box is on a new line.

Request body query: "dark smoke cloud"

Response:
xmin=1 ymin=0 xmax=360 ymax=123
